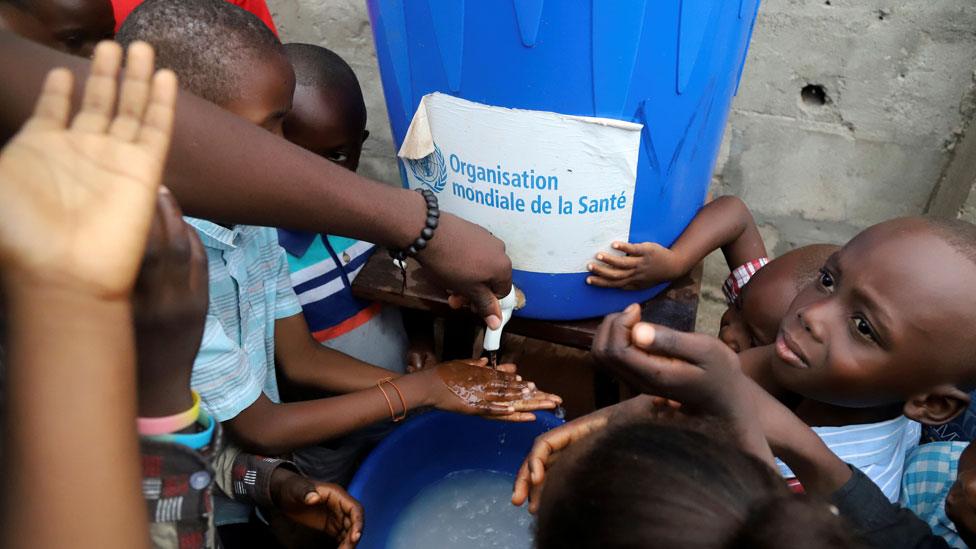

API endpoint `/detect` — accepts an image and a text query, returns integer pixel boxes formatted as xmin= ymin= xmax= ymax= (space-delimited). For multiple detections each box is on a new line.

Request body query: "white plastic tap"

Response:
xmin=483 ymin=286 xmax=518 ymax=352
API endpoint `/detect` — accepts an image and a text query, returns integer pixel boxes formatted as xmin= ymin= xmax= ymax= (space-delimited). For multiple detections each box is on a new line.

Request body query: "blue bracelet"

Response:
xmin=145 ymin=409 xmax=216 ymax=451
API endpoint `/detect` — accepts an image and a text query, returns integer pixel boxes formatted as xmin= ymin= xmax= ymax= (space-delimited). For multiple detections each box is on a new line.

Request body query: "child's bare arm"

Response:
xmin=225 ymin=359 xmax=561 ymax=456
xmin=588 ymin=195 xmax=766 ymax=290
xmin=274 ymin=313 xmax=400 ymax=393
xmin=0 ymin=41 xmax=176 ymax=549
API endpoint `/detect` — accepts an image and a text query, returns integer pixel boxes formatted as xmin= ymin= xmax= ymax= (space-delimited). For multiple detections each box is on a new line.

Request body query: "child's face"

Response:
xmin=947 ymin=442 xmax=976 ymax=546
xmin=720 ymin=245 xmax=840 ymax=353
xmin=283 ymin=85 xmax=367 ymax=172
xmin=0 ymin=0 xmax=114 ymax=57
xmin=770 ymin=219 xmax=976 ymax=407
xmin=221 ymin=52 xmax=295 ymax=136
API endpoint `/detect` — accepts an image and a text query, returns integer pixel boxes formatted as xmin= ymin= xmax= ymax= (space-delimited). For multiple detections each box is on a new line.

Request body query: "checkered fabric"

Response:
xmin=722 ymin=257 xmax=770 ymax=305
xmin=900 ymin=441 xmax=969 ymax=549
xmin=140 ymin=427 xmax=222 ymax=549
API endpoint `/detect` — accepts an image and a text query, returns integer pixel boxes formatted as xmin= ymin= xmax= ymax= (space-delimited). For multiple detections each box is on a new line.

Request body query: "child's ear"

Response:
xmin=362 ymin=129 xmax=370 ymax=143
xmin=903 ymin=385 xmax=971 ymax=425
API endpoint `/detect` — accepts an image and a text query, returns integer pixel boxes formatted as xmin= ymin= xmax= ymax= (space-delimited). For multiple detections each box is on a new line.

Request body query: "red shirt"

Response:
xmin=111 ymin=0 xmax=278 ymax=36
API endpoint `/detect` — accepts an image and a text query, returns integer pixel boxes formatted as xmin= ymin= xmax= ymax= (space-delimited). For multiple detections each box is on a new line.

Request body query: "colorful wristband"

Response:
xmin=137 ymin=391 xmax=201 ymax=436
xmin=145 ymin=409 xmax=215 ymax=451
xmin=722 ymin=257 xmax=770 ymax=305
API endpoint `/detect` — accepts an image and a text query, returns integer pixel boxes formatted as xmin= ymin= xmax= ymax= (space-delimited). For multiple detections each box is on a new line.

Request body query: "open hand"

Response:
xmin=591 ymin=304 xmax=772 ymax=463
xmin=133 ymin=189 xmax=208 ymax=418
xmin=424 ymin=358 xmax=561 ymax=421
xmin=0 ymin=41 xmax=177 ymax=298
xmin=586 ymin=241 xmax=682 ymax=290
xmin=271 ymin=469 xmax=364 ymax=548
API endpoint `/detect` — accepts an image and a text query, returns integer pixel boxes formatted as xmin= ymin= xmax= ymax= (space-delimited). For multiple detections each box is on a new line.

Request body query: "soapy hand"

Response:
xmin=0 ymin=41 xmax=177 ymax=298
xmin=586 ymin=241 xmax=682 ymax=290
xmin=424 ymin=358 xmax=561 ymax=421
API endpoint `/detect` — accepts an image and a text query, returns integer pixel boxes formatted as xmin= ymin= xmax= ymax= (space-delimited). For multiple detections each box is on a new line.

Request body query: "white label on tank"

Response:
xmin=398 ymin=93 xmax=642 ymax=275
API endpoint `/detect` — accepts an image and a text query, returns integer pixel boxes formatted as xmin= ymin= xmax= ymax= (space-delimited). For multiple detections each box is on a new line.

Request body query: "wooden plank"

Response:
xmin=352 ymin=253 xmax=702 ymax=350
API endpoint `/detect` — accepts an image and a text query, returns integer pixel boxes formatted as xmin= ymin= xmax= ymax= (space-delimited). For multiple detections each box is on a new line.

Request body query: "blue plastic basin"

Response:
xmin=366 ymin=0 xmax=761 ymax=320
xmin=348 ymin=411 xmax=563 ymax=548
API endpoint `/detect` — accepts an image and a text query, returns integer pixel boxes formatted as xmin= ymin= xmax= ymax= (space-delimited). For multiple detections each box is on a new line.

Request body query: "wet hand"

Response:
xmin=586 ymin=241 xmax=681 ymax=290
xmin=0 ymin=41 xmax=177 ymax=299
xmin=133 ymin=190 xmax=208 ymax=417
xmin=271 ymin=469 xmax=364 ymax=548
xmin=425 ymin=358 xmax=561 ymax=421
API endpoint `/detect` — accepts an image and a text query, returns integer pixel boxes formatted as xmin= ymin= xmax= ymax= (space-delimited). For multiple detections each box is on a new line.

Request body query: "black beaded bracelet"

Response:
xmin=389 ymin=188 xmax=440 ymax=262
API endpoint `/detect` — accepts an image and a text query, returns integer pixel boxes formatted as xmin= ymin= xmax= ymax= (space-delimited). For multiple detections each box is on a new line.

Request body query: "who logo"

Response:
xmin=407 ymin=144 xmax=447 ymax=193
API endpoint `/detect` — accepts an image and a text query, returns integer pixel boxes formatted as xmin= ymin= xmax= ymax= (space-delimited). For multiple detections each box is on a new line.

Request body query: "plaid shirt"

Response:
xmin=141 ymin=426 xmax=295 ymax=549
xmin=722 ymin=257 xmax=769 ymax=304
xmin=900 ymin=441 xmax=969 ymax=549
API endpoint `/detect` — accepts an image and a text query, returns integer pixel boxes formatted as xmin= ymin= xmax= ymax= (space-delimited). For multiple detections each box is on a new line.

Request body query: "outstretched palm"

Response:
xmin=0 ymin=41 xmax=177 ymax=299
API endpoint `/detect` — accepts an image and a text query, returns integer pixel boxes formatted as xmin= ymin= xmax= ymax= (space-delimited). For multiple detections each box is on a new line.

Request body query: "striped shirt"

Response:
xmin=276 ymin=230 xmax=378 ymax=341
xmin=778 ymin=415 xmax=921 ymax=502
xmin=187 ymin=219 xmax=302 ymax=422
xmin=277 ymin=230 xmax=409 ymax=373
xmin=900 ymin=441 xmax=968 ymax=549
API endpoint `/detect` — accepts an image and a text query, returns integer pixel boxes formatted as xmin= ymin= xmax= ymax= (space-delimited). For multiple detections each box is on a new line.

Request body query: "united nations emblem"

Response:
xmin=408 ymin=144 xmax=448 ymax=193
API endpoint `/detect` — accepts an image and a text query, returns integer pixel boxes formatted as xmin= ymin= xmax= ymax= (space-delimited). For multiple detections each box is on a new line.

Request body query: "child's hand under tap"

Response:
xmin=586 ymin=241 xmax=682 ymax=290
xmin=133 ymin=190 xmax=209 ymax=418
xmin=269 ymin=470 xmax=364 ymax=549
xmin=0 ymin=40 xmax=177 ymax=298
xmin=421 ymin=358 xmax=562 ymax=422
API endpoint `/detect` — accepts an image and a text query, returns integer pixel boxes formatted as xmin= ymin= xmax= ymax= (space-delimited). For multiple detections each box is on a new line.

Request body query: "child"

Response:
xmin=277 ymin=42 xmax=434 ymax=374
xmin=117 ymin=0 xmax=559 ymax=522
xmin=527 ymin=315 xmax=960 ymax=548
xmin=136 ymin=188 xmax=363 ymax=549
xmin=719 ymin=243 xmax=838 ymax=352
xmin=587 ymin=195 xmax=835 ymax=354
xmin=535 ymin=419 xmax=859 ymax=549
xmin=0 ymin=0 xmax=115 ymax=57
xmin=591 ymin=217 xmax=976 ymax=501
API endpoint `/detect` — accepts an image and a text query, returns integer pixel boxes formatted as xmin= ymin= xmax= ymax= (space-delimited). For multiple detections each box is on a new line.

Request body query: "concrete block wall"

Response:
xmin=266 ymin=0 xmax=976 ymax=334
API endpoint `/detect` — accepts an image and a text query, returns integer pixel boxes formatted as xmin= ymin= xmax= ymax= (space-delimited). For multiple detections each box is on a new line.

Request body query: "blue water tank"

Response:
xmin=367 ymin=0 xmax=761 ymax=320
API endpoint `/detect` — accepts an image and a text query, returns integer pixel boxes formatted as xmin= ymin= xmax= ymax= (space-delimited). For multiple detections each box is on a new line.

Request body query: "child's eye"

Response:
xmin=819 ymin=268 xmax=835 ymax=290
xmin=851 ymin=317 xmax=876 ymax=342
xmin=326 ymin=151 xmax=349 ymax=163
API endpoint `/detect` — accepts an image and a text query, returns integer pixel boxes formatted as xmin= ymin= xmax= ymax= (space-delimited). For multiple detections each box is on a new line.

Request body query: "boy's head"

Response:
xmin=771 ymin=217 xmax=976 ymax=424
xmin=0 ymin=0 xmax=114 ymax=57
xmin=720 ymin=244 xmax=839 ymax=352
xmin=282 ymin=43 xmax=367 ymax=171
xmin=116 ymin=0 xmax=293 ymax=134
xmin=536 ymin=419 xmax=858 ymax=549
